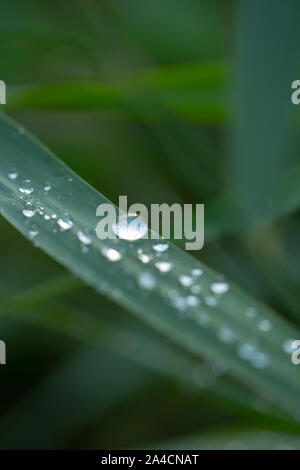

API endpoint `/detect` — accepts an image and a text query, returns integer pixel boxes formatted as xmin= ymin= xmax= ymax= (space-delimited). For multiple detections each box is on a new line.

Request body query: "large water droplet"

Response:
xmin=57 ymin=214 xmax=74 ymax=231
xmin=112 ymin=214 xmax=148 ymax=241
xmin=19 ymin=179 xmax=34 ymax=195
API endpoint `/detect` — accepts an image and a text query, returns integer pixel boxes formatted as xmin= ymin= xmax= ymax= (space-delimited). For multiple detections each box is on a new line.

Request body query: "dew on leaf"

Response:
xmin=19 ymin=179 xmax=34 ymax=195
xmin=152 ymin=243 xmax=169 ymax=253
xmin=211 ymin=281 xmax=229 ymax=295
xmin=77 ymin=230 xmax=92 ymax=245
xmin=57 ymin=214 xmax=74 ymax=231
xmin=137 ymin=272 xmax=156 ymax=290
xmin=8 ymin=169 xmax=18 ymax=180
xmin=101 ymin=247 xmax=122 ymax=262
xmin=179 ymin=274 xmax=194 ymax=287
xmin=112 ymin=214 xmax=148 ymax=241
xmin=155 ymin=261 xmax=173 ymax=273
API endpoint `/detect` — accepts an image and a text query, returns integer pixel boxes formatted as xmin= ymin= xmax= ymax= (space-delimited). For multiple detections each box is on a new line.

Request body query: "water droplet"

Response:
xmin=22 ymin=202 xmax=36 ymax=218
xmin=8 ymin=169 xmax=18 ymax=180
xmin=112 ymin=214 xmax=148 ymax=241
xmin=237 ymin=343 xmax=256 ymax=360
xmin=44 ymin=182 xmax=52 ymax=192
xmin=258 ymin=319 xmax=272 ymax=332
xmin=171 ymin=295 xmax=187 ymax=311
xmin=51 ymin=214 xmax=57 ymax=219
xmin=68 ymin=177 xmax=73 ymax=182
xmin=251 ymin=352 xmax=270 ymax=369
xmin=101 ymin=247 xmax=122 ymax=262
xmin=191 ymin=268 xmax=203 ymax=277
xmin=19 ymin=179 xmax=34 ymax=195
xmin=29 ymin=226 xmax=39 ymax=239
xmin=282 ymin=339 xmax=297 ymax=354
xmin=211 ymin=282 xmax=229 ymax=295
xmin=18 ymin=127 xmax=25 ymax=135
xmin=179 ymin=274 xmax=194 ymax=287
xmin=137 ymin=251 xmax=151 ymax=264
xmin=155 ymin=261 xmax=173 ymax=273
xmin=152 ymin=243 xmax=169 ymax=253
xmin=44 ymin=215 xmax=50 ymax=221
xmin=186 ymin=295 xmax=200 ymax=307
xmin=217 ymin=327 xmax=236 ymax=344
xmin=81 ymin=245 xmax=89 ymax=254
xmin=57 ymin=214 xmax=74 ymax=231
xmin=191 ymin=284 xmax=202 ymax=295
xmin=77 ymin=230 xmax=92 ymax=245
xmin=137 ymin=272 xmax=156 ymax=290
xmin=205 ymin=296 xmax=218 ymax=307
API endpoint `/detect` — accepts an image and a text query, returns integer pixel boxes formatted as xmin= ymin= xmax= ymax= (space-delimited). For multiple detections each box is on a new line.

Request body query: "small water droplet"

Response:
xmin=137 ymin=251 xmax=151 ymax=264
xmin=237 ymin=343 xmax=256 ymax=360
xmin=137 ymin=272 xmax=156 ymax=290
xmin=179 ymin=274 xmax=194 ymax=287
xmin=186 ymin=295 xmax=200 ymax=307
xmin=251 ymin=352 xmax=270 ymax=369
xmin=77 ymin=230 xmax=92 ymax=245
xmin=29 ymin=226 xmax=39 ymax=239
xmin=211 ymin=282 xmax=229 ymax=295
xmin=155 ymin=261 xmax=173 ymax=273
xmin=171 ymin=295 xmax=187 ymax=311
xmin=282 ymin=339 xmax=296 ymax=354
xmin=8 ymin=169 xmax=18 ymax=180
xmin=191 ymin=268 xmax=203 ymax=277
xmin=152 ymin=243 xmax=169 ymax=253
xmin=44 ymin=215 xmax=51 ymax=221
xmin=217 ymin=327 xmax=236 ymax=344
xmin=190 ymin=284 xmax=202 ymax=295
xmin=19 ymin=179 xmax=34 ymax=195
xmin=101 ymin=247 xmax=122 ymax=262
xmin=44 ymin=182 xmax=52 ymax=192
xmin=57 ymin=214 xmax=74 ymax=231
xmin=112 ymin=214 xmax=148 ymax=241
xmin=258 ymin=319 xmax=272 ymax=332
xmin=205 ymin=296 xmax=218 ymax=307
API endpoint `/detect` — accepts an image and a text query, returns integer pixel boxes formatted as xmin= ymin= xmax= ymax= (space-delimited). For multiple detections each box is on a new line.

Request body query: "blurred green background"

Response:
xmin=1 ymin=0 xmax=300 ymax=449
